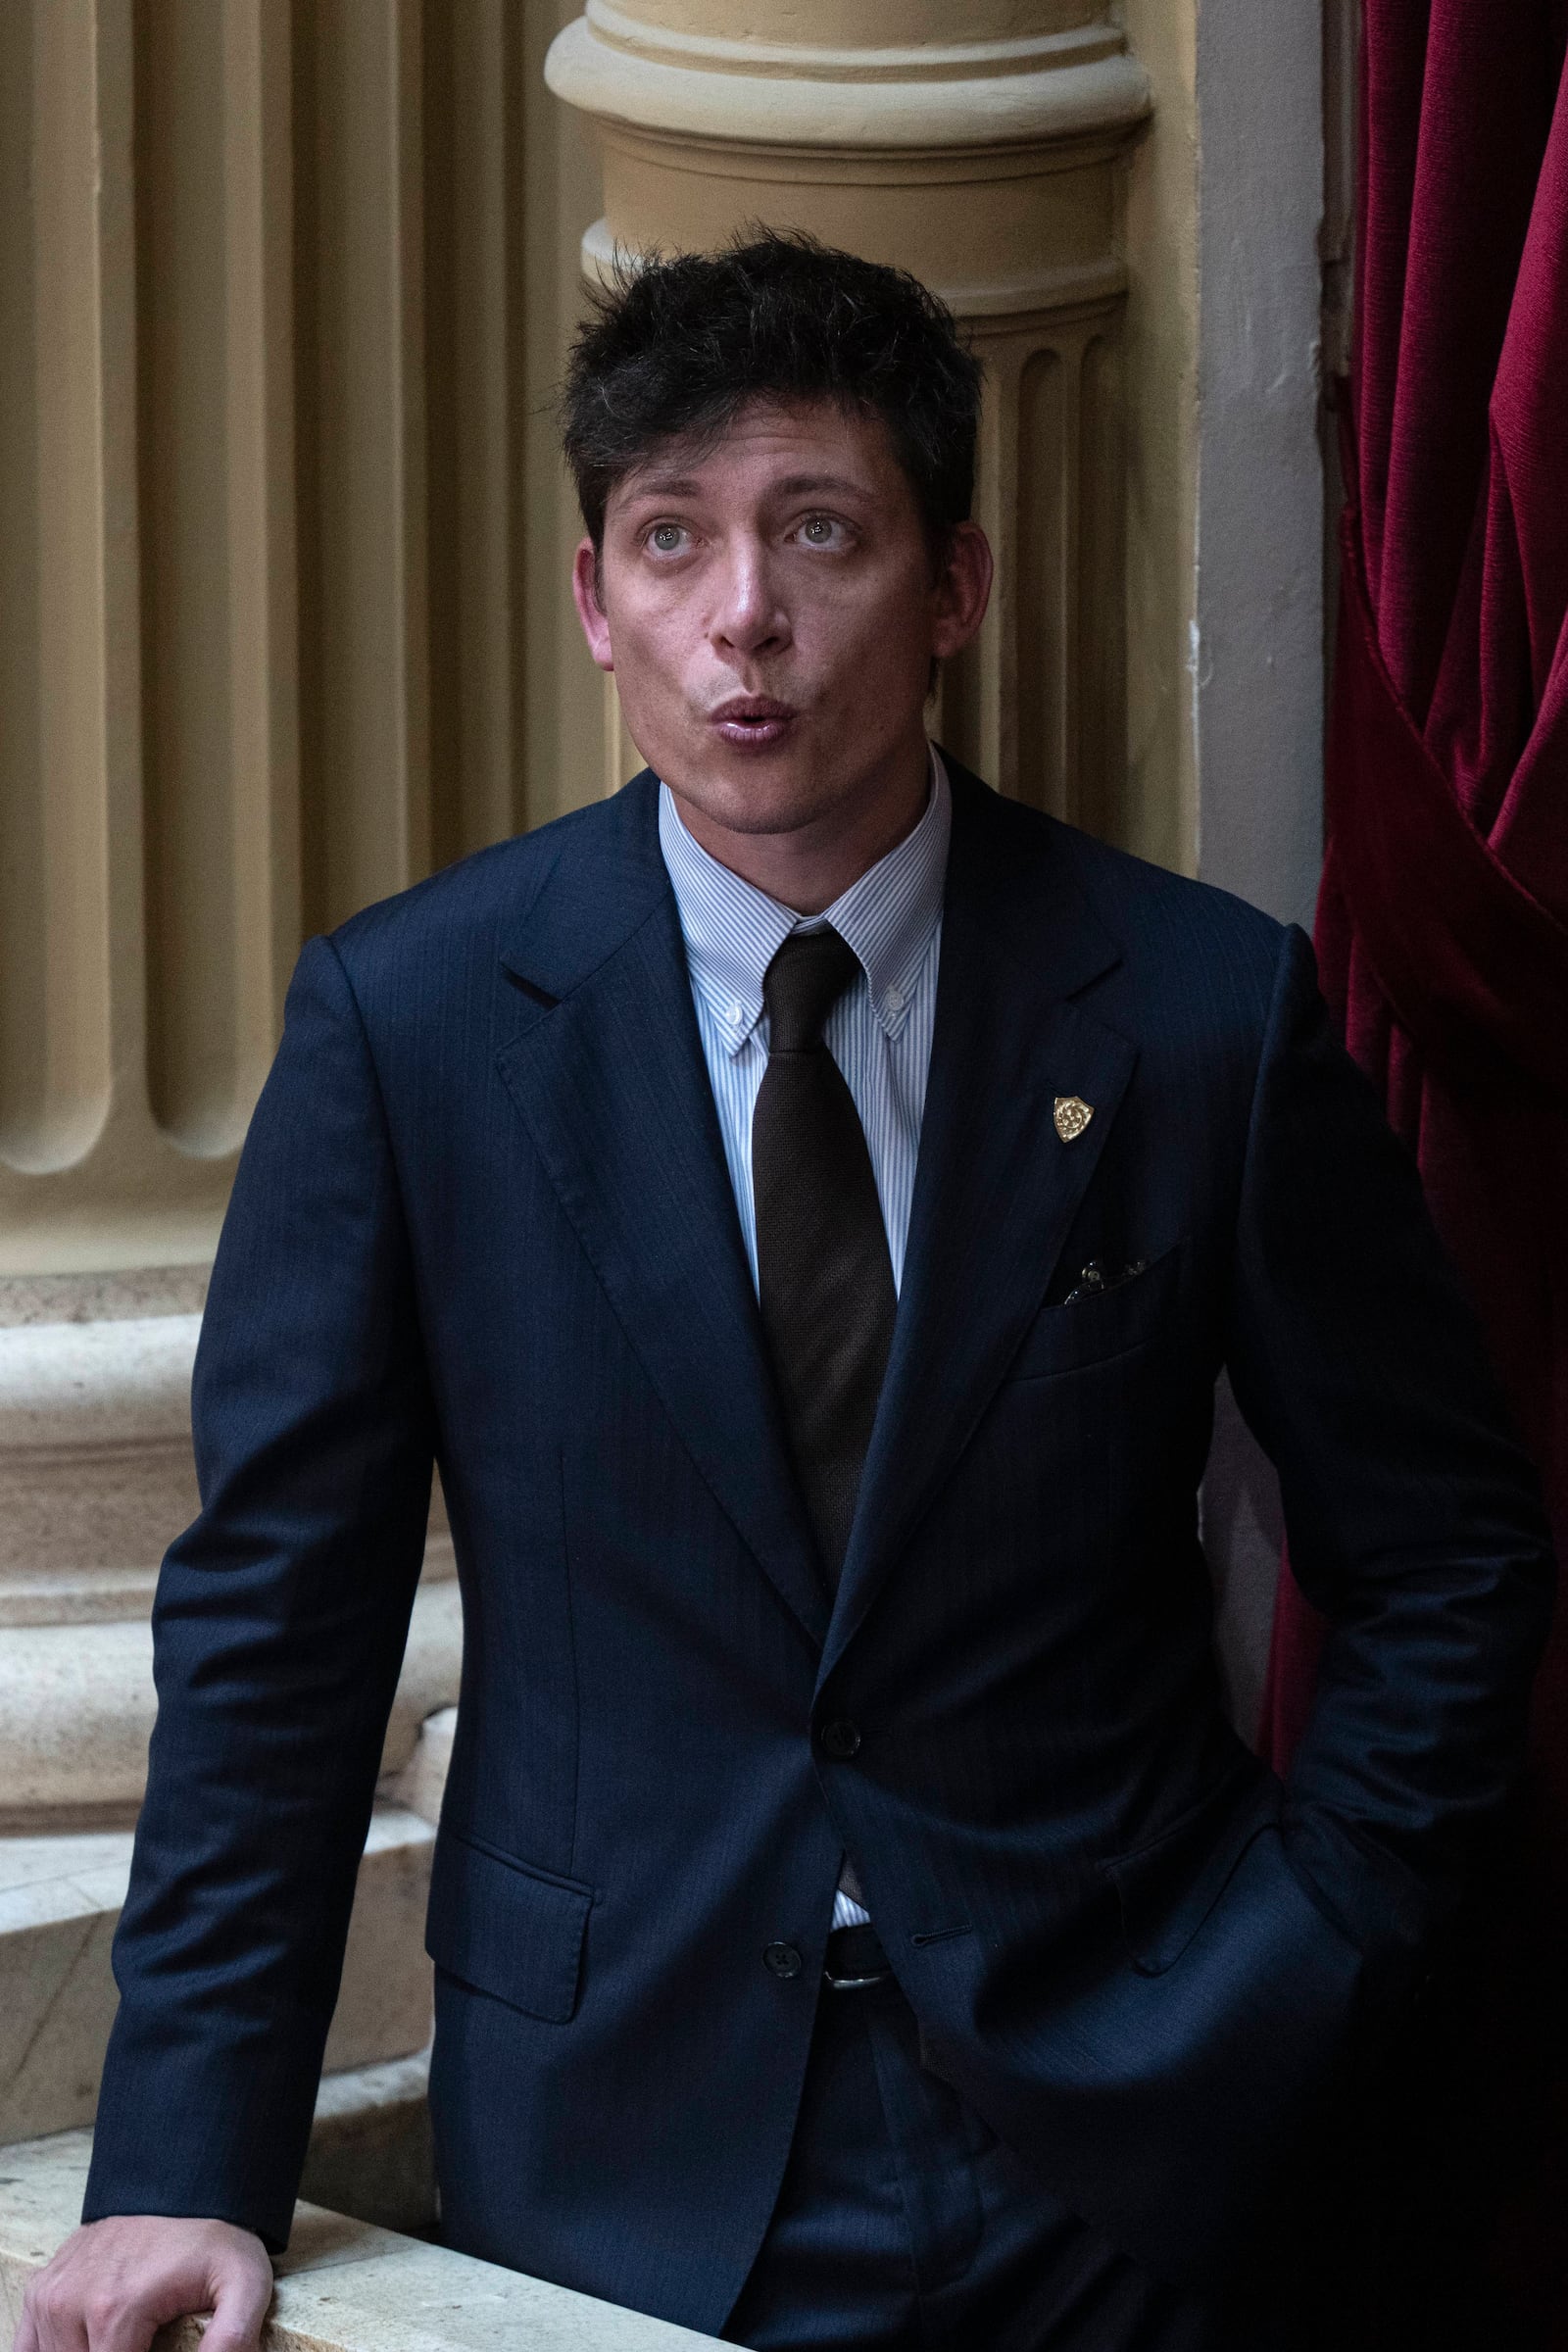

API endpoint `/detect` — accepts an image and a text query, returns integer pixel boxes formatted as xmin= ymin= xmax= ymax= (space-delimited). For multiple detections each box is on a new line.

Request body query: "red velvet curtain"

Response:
xmin=1260 ymin=0 xmax=1568 ymax=2327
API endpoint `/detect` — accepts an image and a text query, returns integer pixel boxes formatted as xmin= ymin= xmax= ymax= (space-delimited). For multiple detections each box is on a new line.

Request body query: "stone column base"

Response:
xmin=302 ymin=2048 xmax=436 ymax=2240
xmin=0 ymin=1804 xmax=436 ymax=2148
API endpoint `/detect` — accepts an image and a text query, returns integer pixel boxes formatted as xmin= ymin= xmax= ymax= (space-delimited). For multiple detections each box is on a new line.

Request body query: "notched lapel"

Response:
xmin=823 ymin=776 xmax=1137 ymax=1679
xmin=496 ymin=827 xmax=829 ymax=1651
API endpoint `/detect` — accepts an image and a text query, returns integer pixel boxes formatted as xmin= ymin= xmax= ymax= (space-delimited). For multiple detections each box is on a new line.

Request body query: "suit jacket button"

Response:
xmin=820 ymin=1720 xmax=861 ymax=1759
xmin=763 ymin=1941 xmax=804 ymax=1980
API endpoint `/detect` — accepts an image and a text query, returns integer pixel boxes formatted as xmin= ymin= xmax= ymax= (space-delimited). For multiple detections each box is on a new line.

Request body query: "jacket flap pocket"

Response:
xmin=1106 ymin=1767 xmax=1281 ymax=1977
xmin=1008 ymin=1242 xmax=1182 ymax=1382
xmin=425 ymin=1829 xmax=592 ymax=2023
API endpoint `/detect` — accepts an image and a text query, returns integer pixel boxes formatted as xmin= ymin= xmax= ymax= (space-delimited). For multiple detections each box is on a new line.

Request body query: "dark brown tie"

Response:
xmin=753 ymin=928 xmax=897 ymax=1583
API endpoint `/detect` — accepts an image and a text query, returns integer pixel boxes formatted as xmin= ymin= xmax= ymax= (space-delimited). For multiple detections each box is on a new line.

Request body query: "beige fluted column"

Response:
xmin=546 ymin=0 xmax=1151 ymax=824
xmin=0 ymin=0 xmax=607 ymax=1285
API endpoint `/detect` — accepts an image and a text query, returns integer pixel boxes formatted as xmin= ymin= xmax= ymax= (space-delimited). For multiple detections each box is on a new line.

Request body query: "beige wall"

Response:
xmin=0 ymin=0 xmax=606 ymax=1277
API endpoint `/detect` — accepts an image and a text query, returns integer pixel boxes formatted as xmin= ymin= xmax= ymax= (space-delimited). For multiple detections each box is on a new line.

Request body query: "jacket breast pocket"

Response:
xmin=425 ymin=1825 xmax=593 ymax=2023
xmin=1007 ymin=1241 xmax=1182 ymax=1382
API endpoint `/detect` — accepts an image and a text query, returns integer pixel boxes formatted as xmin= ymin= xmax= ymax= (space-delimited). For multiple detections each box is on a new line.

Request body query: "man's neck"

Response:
xmin=666 ymin=744 xmax=932 ymax=916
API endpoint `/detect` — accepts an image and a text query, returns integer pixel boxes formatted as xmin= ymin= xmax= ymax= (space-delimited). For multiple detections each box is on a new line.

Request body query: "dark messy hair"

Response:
xmin=561 ymin=229 xmax=982 ymax=563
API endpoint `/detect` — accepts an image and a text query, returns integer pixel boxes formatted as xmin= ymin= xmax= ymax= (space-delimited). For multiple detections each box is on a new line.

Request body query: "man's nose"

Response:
xmin=710 ymin=544 xmax=790 ymax=657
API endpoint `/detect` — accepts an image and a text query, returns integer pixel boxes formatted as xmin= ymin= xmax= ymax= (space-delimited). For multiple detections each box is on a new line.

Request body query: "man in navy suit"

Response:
xmin=21 ymin=234 xmax=1552 ymax=2352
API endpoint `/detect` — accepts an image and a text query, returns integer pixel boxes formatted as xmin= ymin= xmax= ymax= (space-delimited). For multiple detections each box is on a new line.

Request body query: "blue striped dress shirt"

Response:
xmin=659 ymin=747 xmax=952 ymax=1931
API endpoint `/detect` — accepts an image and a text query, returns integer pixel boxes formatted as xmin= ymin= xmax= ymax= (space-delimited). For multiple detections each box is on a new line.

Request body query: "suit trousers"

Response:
xmin=721 ymin=1975 xmax=1259 ymax=2352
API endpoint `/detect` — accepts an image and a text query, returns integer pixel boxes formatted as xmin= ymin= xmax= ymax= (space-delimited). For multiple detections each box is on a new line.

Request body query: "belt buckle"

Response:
xmin=822 ymin=1926 xmax=894 ymax=1991
xmin=824 ymin=1959 xmax=893 ymax=1990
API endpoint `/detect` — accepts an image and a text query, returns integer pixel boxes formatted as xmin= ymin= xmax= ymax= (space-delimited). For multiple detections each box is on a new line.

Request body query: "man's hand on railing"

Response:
xmin=13 ymin=2214 xmax=273 ymax=2352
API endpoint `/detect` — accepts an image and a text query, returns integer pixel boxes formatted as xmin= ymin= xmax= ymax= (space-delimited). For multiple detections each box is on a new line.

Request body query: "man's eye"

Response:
xmin=801 ymin=515 xmax=840 ymax=546
xmin=648 ymin=523 xmax=686 ymax=554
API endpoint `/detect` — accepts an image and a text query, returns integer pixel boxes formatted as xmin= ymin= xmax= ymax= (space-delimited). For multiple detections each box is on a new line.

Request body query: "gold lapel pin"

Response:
xmin=1054 ymin=1095 xmax=1094 ymax=1144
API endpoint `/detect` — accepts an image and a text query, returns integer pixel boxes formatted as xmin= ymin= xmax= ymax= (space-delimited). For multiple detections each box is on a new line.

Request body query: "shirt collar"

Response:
xmin=659 ymin=745 xmax=951 ymax=1055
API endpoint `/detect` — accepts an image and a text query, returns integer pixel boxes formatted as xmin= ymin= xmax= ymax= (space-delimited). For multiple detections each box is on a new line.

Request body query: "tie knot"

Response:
xmin=762 ymin=927 xmax=861 ymax=1054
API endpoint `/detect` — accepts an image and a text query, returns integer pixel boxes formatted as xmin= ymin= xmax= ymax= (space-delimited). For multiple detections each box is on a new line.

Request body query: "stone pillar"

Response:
xmin=546 ymin=0 xmax=1151 ymax=832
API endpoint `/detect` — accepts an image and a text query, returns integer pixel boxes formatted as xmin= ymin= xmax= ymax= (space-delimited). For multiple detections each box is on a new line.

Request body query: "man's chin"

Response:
xmin=662 ymin=754 xmax=846 ymax=841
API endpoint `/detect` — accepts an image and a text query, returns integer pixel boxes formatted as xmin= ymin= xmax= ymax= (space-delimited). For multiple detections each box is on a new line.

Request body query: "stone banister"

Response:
xmin=0 ymin=2132 xmax=723 ymax=2352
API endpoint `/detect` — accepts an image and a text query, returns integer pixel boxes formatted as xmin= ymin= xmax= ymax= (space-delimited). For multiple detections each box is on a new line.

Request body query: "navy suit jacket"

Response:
xmin=86 ymin=762 xmax=1552 ymax=2333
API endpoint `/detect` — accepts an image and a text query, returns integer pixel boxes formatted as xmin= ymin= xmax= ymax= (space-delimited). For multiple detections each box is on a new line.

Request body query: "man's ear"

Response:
xmin=572 ymin=537 xmax=614 ymax=673
xmin=930 ymin=521 xmax=993 ymax=662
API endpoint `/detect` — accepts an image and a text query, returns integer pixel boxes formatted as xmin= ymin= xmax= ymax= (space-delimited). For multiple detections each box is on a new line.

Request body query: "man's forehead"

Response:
xmin=611 ymin=397 xmax=896 ymax=505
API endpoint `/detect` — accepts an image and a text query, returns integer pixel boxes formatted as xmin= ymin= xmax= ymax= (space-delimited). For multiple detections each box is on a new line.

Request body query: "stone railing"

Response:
xmin=0 ymin=2133 xmax=722 ymax=2352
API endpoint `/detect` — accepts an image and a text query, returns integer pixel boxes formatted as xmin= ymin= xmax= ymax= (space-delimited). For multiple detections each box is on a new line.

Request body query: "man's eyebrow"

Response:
xmin=619 ymin=473 xmax=704 ymax=502
xmin=769 ymin=473 xmax=873 ymax=502
xmin=616 ymin=469 xmax=873 ymax=505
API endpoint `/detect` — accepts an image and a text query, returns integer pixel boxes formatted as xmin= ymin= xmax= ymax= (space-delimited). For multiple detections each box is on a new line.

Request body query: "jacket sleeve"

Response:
xmin=1225 ymin=924 xmax=1554 ymax=1994
xmin=83 ymin=934 xmax=437 ymax=2249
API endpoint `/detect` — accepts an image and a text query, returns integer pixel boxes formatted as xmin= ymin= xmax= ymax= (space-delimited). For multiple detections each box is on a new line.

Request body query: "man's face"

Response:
xmin=572 ymin=399 xmax=991 ymax=854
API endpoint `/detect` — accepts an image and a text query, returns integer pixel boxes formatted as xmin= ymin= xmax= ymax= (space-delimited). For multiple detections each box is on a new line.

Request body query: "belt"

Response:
xmin=823 ymin=1922 xmax=893 ymax=1990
